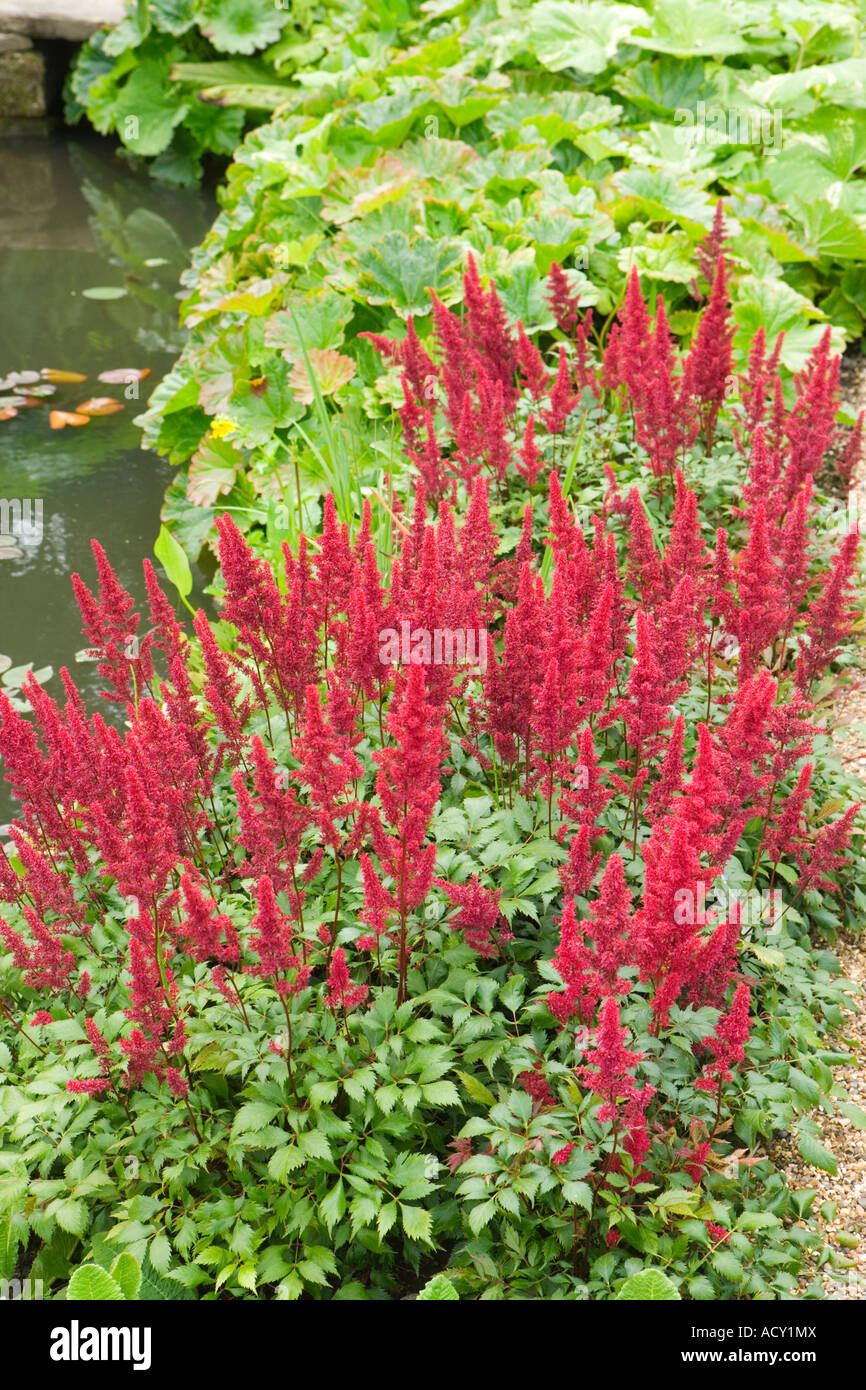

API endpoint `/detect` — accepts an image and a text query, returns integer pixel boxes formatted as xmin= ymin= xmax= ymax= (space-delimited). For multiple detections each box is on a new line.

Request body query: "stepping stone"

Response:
xmin=0 ymin=0 xmax=124 ymax=42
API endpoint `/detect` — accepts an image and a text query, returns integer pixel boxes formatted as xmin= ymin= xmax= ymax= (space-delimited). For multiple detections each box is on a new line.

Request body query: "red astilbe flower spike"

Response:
xmin=695 ymin=984 xmax=751 ymax=1093
xmin=193 ymin=610 xmax=251 ymax=762
xmin=358 ymin=852 xmax=395 ymax=947
xmin=372 ymin=662 xmax=445 ymax=1001
xmin=434 ymin=874 xmax=512 ymax=959
xmin=634 ymin=808 xmax=718 ymax=1027
xmin=782 ymin=329 xmax=840 ymax=502
xmin=575 ymin=582 xmax=620 ymax=723
xmin=71 ymin=541 xmax=153 ymax=703
xmin=619 ymin=610 xmax=672 ymax=761
xmin=735 ymin=500 xmax=787 ymax=675
xmin=247 ymin=874 xmax=310 ymax=997
xmin=409 ymin=408 xmax=449 ymax=501
xmin=601 ymin=320 xmax=623 ymax=393
xmin=232 ymin=735 xmax=310 ymax=906
xmin=778 ymin=478 xmax=813 ymax=618
xmin=66 ymin=1015 xmax=114 ymax=1097
xmin=324 ymin=947 xmax=368 ymax=1013
xmin=764 ymin=761 xmax=813 ymax=866
xmin=574 ymin=308 xmax=599 ymax=399
xmin=143 ymin=557 xmax=186 ymax=670
xmin=625 ymin=490 xmax=665 ymax=610
xmin=1 ymin=907 xmax=75 ymax=993
xmin=578 ymin=997 xmax=653 ymax=1139
xmin=548 ymin=855 xmax=634 ymax=1023
xmin=517 ymin=1064 xmax=556 ymax=1111
xmin=294 ymin=684 xmax=362 ymax=852
xmin=838 ymin=410 xmax=864 ymax=485
xmin=558 ymin=727 xmax=612 ymax=838
xmin=795 ymin=528 xmax=860 ymax=691
xmin=663 ymin=471 xmax=709 ymax=596
xmin=516 ymin=322 xmax=549 ymax=399
xmin=645 ymin=714 xmax=685 ymax=823
xmin=547 ymin=262 xmax=582 ymax=335
xmin=558 ymin=822 xmax=602 ymax=899
xmin=516 ymin=413 xmax=544 ymax=486
xmin=484 ymin=563 xmax=547 ymax=769
xmin=216 ymin=513 xmax=296 ymax=718
xmin=695 ymin=201 xmax=729 ymax=286
xmin=798 ymin=802 xmax=861 ymax=896
xmin=684 ymin=255 xmax=733 ymax=451
xmin=179 ymin=871 xmax=240 ymax=965
xmin=741 ymin=426 xmax=784 ymax=523
xmin=463 ymin=254 xmax=519 ymax=406
xmin=543 ymin=345 xmax=579 ymax=434
xmin=619 ymin=268 xmax=651 ymax=396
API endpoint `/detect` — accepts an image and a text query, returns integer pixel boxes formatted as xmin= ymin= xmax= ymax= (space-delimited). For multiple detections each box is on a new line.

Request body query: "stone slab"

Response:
xmin=0 ymin=30 xmax=31 ymax=50
xmin=0 ymin=1 xmax=124 ymax=41
xmin=0 ymin=49 xmax=46 ymax=119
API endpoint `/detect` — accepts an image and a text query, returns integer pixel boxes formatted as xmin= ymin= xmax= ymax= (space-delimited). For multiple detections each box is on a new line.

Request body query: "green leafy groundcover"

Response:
xmin=1 ymin=265 xmax=866 ymax=1300
xmin=80 ymin=0 xmax=866 ymax=554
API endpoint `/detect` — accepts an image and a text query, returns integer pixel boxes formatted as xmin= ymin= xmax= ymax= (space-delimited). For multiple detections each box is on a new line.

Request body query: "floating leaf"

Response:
xmin=0 ymin=371 xmax=39 ymax=389
xmin=98 ymin=367 xmax=151 ymax=384
xmin=75 ymin=397 xmax=125 ymax=416
xmin=41 ymin=368 xmax=87 ymax=383
xmin=49 ymin=411 xmax=90 ymax=429
xmin=81 ymin=286 xmax=128 ymax=300
xmin=287 ymin=349 xmax=355 ymax=404
xmin=0 ymin=408 xmax=18 ymax=422
xmin=0 ymin=546 xmax=22 ymax=560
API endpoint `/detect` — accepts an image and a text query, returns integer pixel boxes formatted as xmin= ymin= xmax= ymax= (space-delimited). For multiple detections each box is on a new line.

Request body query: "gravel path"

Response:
xmin=768 ymin=353 xmax=866 ymax=1298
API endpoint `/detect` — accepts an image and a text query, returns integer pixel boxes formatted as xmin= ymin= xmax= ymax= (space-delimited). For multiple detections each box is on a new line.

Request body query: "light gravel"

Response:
xmin=768 ymin=353 xmax=866 ymax=1299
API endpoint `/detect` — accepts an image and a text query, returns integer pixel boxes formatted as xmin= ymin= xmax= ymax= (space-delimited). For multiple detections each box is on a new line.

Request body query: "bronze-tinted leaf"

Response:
xmin=40 ymin=368 xmax=88 ymax=383
xmin=287 ymin=349 xmax=356 ymax=404
xmin=75 ymin=397 xmax=125 ymax=416
xmin=49 ymin=410 xmax=90 ymax=429
xmin=97 ymin=368 xmax=151 ymax=384
xmin=0 ymin=408 xmax=17 ymax=422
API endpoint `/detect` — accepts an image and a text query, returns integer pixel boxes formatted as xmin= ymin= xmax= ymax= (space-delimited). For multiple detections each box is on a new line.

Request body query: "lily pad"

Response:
xmin=75 ymin=397 xmax=125 ymax=416
xmin=81 ymin=286 xmax=128 ymax=300
xmin=98 ymin=368 xmax=151 ymax=384
xmin=49 ymin=411 xmax=90 ymax=429
xmin=41 ymin=368 xmax=88 ymax=383
xmin=0 ymin=371 xmax=40 ymax=389
xmin=1 ymin=663 xmax=53 ymax=688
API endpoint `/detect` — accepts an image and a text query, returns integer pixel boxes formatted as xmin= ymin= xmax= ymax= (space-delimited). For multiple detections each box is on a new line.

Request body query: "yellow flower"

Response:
xmin=209 ymin=417 xmax=236 ymax=440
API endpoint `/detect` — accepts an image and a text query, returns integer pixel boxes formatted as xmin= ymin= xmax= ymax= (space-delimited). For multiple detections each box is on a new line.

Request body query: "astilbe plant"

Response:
xmin=0 ymin=262 xmax=863 ymax=1300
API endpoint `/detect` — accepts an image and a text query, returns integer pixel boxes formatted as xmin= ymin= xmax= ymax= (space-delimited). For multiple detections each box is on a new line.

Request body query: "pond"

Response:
xmin=0 ymin=131 xmax=215 ymax=822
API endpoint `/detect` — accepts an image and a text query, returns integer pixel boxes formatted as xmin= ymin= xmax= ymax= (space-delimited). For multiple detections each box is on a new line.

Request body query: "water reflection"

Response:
xmin=0 ymin=132 xmax=215 ymax=821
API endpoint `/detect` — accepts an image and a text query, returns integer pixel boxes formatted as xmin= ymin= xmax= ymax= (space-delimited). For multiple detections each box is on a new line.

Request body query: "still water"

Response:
xmin=0 ymin=132 xmax=215 ymax=819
